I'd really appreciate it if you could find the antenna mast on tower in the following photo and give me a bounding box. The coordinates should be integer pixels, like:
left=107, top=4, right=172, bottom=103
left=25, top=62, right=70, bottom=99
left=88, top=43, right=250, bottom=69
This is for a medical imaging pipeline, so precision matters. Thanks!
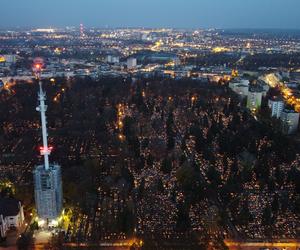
left=33, top=58, right=52, bottom=170
left=80, top=23, right=85, bottom=38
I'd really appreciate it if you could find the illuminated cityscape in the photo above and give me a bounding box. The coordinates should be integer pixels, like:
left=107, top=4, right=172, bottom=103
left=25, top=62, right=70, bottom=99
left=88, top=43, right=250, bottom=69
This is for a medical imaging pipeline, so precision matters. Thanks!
left=1, top=1, right=300, bottom=250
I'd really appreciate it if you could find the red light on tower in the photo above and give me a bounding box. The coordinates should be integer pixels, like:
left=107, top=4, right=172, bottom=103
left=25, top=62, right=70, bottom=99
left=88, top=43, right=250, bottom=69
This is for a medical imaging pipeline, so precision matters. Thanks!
left=35, top=63, right=41, bottom=70
left=33, top=57, right=45, bottom=74
left=33, top=63, right=42, bottom=73
left=39, top=146, right=53, bottom=155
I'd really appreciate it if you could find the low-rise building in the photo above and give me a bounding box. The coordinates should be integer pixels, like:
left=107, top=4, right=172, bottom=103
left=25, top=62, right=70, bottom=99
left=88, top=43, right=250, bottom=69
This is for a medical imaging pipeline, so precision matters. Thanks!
left=106, top=55, right=120, bottom=64
left=0, top=198, right=24, bottom=239
left=0, top=55, right=17, bottom=66
left=127, top=57, right=137, bottom=69
left=229, top=78, right=249, bottom=97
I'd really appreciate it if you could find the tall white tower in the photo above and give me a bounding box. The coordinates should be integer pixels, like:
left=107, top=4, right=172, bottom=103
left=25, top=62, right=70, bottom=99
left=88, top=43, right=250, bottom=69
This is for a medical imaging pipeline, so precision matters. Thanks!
left=33, top=60, right=63, bottom=223
left=36, top=80, right=51, bottom=170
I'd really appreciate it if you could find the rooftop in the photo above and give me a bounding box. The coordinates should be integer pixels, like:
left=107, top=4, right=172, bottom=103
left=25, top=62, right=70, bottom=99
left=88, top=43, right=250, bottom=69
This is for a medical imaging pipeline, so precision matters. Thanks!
left=0, top=197, right=20, bottom=217
left=269, top=95, right=284, bottom=102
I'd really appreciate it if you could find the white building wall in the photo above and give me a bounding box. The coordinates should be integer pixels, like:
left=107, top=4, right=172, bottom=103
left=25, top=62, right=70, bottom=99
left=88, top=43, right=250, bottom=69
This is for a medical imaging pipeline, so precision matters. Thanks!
left=247, top=91, right=262, bottom=111
left=127, top=58, right=137, bottom=69
left=229, top=79, right=250, bottom=97
left=234, top=85, right=249, bottom=97
left=0, top=214, right=7, bottom=238
left=268, top=99, right=284, bottom=119
left=0, top=203, right=24, bottom=238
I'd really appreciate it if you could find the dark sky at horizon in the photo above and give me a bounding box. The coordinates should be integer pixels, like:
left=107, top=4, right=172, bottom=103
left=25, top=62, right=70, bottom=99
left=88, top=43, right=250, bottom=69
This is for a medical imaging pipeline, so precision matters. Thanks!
left=1, top=0, right=300, bottom=29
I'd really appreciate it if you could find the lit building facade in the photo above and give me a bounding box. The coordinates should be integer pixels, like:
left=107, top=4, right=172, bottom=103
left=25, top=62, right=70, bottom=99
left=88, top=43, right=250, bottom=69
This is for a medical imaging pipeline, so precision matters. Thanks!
left=247, top=85, right=263, bottom=111
left=34, top=164, right=62, bottom=220
left=280, top=109, right=300, bottom=135
left=127, top=57, right=137, bottom=69
left=268, top=97, right=284, bottom=119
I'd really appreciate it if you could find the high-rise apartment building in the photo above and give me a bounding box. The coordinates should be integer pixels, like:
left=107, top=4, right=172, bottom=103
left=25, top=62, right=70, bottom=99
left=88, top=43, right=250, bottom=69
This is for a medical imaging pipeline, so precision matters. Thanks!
left=268, top=97, right=284, bottom=119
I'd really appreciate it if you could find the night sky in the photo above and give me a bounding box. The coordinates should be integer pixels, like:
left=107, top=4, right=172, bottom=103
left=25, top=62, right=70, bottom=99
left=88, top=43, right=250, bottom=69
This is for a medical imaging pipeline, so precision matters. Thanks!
left=1, top=0, right=299, bottom=29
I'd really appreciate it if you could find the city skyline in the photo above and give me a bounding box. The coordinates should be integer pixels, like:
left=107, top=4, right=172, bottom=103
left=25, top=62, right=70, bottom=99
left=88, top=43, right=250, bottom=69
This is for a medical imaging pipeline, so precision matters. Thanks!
left=1, top=1, right=300, bottom=248
left=1, top=0, right=300, bottom=29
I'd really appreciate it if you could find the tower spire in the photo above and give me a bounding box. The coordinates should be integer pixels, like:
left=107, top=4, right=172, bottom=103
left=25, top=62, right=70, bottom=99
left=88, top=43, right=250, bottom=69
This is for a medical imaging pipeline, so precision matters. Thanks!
left=36, top=80, right=51, bottom=170
left=33, top=59, right=52, bottom=170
